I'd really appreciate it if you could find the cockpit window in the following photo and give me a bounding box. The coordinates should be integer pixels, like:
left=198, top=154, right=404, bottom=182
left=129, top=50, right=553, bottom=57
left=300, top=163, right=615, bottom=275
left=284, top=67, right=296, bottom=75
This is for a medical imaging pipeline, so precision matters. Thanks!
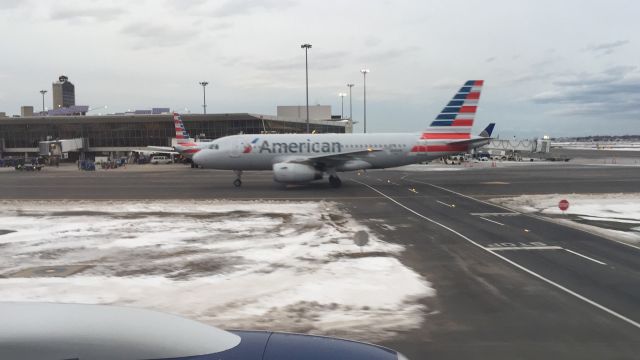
left=209, top=143, right=219, bottom=150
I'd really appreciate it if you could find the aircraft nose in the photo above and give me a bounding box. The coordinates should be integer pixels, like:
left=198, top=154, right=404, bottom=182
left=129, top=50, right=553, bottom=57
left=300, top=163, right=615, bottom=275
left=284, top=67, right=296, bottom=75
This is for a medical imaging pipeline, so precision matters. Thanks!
left=192, top=151, right=204, bottom=166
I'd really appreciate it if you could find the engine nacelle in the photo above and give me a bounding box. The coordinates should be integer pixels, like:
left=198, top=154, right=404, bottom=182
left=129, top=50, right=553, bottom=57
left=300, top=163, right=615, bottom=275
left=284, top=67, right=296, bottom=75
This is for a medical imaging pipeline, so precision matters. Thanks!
left=273, top=162, right=322, bottom=183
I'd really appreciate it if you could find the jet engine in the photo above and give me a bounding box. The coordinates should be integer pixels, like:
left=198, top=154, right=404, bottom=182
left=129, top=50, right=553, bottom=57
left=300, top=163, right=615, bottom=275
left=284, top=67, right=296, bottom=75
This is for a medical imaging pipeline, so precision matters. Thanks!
left=273, top=162, right=322, bottom=183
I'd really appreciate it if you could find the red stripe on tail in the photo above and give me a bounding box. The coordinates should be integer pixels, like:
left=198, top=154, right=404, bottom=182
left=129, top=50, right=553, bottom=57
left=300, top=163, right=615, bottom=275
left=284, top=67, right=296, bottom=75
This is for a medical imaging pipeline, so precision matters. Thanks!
left=421, top=133, right=471, bottom=140
left=452, top=119, right=473, bottom=126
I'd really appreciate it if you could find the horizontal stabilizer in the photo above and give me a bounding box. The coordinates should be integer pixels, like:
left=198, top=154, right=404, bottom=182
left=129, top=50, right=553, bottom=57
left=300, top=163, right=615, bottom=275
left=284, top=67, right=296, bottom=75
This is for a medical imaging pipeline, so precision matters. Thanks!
left=448, top=123, right=496, bottom=149
left=447, top=137, right=491, bottom=148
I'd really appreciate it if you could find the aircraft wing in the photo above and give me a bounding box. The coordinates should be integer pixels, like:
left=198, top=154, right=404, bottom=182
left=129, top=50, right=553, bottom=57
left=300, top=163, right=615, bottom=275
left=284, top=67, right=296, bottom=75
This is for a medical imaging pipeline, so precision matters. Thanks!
left=286, top=148, right=383, bottom=168
left=145, top=146, right=176, bottom=152
left=446, top=137, right=491, bottom=148
left=132, top=147, right=179, bottom=155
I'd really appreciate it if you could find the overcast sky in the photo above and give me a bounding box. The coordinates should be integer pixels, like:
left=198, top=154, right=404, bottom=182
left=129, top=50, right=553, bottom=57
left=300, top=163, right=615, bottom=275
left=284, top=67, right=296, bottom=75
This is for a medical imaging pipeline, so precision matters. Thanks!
left=1, top=0, right=639, bottom=137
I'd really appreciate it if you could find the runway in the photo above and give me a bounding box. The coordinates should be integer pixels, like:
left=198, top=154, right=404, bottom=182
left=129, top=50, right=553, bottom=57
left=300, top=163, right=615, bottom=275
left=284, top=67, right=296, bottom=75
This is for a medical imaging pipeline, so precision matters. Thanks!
left=1, top=163, right=639, bottom=359
left=346, top=170, right=640, bottom=359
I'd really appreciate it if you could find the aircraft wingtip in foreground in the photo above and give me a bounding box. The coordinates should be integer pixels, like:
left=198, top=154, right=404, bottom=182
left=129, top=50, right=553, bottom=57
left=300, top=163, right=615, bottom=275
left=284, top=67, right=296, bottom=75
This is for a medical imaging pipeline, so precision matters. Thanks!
left=193, top=80, right=494, bottom=187
left=0, top=302, right=407, bottom=359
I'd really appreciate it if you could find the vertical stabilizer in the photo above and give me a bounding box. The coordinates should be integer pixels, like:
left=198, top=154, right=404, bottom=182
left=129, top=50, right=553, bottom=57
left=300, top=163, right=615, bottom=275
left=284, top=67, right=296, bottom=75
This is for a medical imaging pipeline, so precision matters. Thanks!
left=173, top=113, right=190, bottom=143
left=425, top=80, right=484, bottom=137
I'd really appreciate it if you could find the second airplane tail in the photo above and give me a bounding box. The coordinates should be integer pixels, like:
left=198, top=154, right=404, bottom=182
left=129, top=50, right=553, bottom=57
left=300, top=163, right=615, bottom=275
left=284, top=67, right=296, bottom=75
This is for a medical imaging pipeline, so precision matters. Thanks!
left=173, top=113, right=190, bottom=143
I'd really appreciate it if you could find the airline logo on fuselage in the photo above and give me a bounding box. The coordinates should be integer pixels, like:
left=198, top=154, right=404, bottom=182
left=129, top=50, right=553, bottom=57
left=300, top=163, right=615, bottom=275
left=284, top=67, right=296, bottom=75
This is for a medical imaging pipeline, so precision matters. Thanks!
left=243, top=138, right=260, bottom=153
left=256, top=140, right=342, bottom=154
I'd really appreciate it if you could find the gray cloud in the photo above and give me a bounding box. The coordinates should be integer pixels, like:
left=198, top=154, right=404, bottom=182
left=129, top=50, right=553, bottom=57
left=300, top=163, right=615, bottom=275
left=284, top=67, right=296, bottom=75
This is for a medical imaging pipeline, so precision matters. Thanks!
left=0, top=0, right=22, bottom=9
left=49, top=6, right=126, bottom=22
left=552, top=65, right=636, bottom=86
left=358, top=46, right=420, bottom=63
left=165, top=0, right=207, bottom=9
left=121, top=23, right=198, bottom=48
left=212, top=0, right=297, bottom=17
left=584, top=40, right=629, bottom=55
left=253, top=51, right=349, bottom=72
left=532, top=67, right=640, bottom=117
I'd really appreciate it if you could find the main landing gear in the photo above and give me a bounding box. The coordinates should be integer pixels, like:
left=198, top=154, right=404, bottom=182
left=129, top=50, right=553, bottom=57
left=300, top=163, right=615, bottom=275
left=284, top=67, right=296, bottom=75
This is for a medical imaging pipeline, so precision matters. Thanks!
left=329, top=175, right=342, bottom=188
left=233, top=170, right=243, bottom=187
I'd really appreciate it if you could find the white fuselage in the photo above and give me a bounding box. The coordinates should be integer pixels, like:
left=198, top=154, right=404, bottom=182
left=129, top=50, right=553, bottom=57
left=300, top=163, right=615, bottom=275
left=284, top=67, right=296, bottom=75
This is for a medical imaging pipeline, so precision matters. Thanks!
left=193, top=132, right=462, bottom=172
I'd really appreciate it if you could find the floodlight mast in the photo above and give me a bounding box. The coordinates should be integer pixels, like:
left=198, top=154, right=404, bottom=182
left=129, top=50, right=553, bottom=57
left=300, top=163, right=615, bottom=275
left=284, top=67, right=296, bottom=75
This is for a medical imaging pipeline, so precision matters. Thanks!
left=346, top=84, right=354, bottom=121
left=39, top=90, right=47, bottom=114
left=338, top=92, right=347, bottom=119
left=199, top=81, right=209, bottom=114
left=360, top=69, right=370, bottom=133
left=301, top=43, right=312, bottom=133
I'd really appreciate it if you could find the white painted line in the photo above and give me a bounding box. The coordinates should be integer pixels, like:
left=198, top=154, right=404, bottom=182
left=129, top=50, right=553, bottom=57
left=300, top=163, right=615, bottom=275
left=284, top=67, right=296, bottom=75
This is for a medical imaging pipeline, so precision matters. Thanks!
left=411, top=178, right=640, bottom=252
left=351, top=179, right=640, bottom=330
left=479, top=217, right=505, bottom=226
left=470, top=212, right=520, bottom=217
left=565, top=249, right=607, bottom=265
left=486, top=246, right=563, bottom=251
left=408, top=179, right=519, bottom=214
left=436, top=200, right=454, bottom=208
left=527, top=213, right=640, bottom=252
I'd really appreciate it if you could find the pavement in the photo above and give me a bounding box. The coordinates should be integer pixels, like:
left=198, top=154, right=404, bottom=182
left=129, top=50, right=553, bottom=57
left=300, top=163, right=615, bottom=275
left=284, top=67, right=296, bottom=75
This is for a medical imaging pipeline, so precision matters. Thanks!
left=1, top=162, right=639, bottom=359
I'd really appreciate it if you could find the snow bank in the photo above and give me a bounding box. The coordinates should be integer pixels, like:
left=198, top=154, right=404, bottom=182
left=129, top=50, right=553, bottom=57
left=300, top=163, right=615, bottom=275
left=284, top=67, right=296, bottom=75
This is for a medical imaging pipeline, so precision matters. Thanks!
left=490, top=193, right=640, bottom=243
left=0, top=200, right=433, bottom=341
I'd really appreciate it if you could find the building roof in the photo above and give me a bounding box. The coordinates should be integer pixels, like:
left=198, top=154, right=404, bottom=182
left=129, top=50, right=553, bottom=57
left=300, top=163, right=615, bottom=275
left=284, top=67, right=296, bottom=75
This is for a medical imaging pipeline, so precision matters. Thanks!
left=0, top=113, right=345, bottom=127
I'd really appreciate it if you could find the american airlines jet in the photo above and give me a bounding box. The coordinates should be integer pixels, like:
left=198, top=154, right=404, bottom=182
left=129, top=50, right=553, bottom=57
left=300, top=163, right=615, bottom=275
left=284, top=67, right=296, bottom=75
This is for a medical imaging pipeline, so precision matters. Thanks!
left=146, top=113, right=203, bottom=160
left=172, top=113, right=203, bottom=158
left=193, top=80, right=493, bottom=187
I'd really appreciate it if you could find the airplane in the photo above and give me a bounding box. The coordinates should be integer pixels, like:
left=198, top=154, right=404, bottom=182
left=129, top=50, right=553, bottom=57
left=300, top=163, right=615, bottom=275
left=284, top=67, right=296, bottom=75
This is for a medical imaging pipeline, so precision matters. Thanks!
left=1, top=302, right=407, bottom=360
left=144, top=113, right=205, bottom=163
left=172, top=112, right=205, bottom=158
left=192, top=80, right=494, bottom=188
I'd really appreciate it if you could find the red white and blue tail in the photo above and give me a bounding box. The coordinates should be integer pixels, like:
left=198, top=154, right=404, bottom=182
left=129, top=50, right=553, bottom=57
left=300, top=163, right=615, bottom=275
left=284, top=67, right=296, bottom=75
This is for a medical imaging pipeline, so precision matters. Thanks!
left=412, top=81, right=484, bottom=154
left=173, top=113, right=190, bottom=143
left=424, top=80, right=483, bottom=137
left=172, top=113, right=200, bottom=158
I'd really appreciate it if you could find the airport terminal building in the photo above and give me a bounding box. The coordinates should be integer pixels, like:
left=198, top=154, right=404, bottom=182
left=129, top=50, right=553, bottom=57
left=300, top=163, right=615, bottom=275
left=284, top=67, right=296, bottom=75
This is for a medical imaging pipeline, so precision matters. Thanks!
left=0, top=113, right=349, bottom=160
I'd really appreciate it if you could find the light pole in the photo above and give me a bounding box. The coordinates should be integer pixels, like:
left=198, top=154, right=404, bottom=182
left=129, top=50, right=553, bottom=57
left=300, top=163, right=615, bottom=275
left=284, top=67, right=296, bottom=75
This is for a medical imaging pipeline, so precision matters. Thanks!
left=199, top=81, right=209, bottom=114
left=347, top=84, right=354, bottom=121
left=338, top=93, right=347, bottom=119
left=39, top=90, right=47, bottom=115
left=301, top=43, right=312, bottom=133
left=360, top=69, right=370, bottom=133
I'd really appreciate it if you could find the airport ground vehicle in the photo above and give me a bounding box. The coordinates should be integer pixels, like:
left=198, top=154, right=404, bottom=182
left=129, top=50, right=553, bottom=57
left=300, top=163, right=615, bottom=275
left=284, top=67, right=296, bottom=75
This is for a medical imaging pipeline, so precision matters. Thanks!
left=150, top=155, right=172, bottom=165
left=15, top=163, right=43, bottom=171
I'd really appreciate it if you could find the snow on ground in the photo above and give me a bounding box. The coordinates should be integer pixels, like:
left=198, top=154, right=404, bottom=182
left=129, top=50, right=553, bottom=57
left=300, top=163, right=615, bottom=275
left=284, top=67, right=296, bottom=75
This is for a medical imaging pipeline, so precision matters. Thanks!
left=490, top=193, right=640, bottom=243
left=0, top=200, right=433, bottom=341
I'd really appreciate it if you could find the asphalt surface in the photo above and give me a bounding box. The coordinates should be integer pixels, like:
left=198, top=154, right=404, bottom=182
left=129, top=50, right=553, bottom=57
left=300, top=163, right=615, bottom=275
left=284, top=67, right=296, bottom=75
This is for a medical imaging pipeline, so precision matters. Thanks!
left=1, top=162, right=639, bottom=359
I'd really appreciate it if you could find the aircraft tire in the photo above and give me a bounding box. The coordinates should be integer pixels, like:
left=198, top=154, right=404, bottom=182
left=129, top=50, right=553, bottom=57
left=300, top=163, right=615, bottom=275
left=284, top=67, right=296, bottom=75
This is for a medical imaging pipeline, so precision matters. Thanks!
left=233, top=179, right=242, bottom=187
left=329, top=175, right=342, bottom=188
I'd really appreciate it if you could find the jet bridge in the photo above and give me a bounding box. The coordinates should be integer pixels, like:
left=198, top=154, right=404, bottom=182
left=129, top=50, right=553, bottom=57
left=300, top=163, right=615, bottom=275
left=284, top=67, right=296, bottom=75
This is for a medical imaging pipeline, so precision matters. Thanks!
left=39, top=138, right=86, bottom=158
left=481, top=138, right=551, bottom=154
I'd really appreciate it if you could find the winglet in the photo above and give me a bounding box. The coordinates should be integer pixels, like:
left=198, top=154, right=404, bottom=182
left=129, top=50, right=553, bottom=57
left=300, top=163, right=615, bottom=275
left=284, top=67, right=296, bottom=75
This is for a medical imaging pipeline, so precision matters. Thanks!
left=479, top=123, right=495, bottom=138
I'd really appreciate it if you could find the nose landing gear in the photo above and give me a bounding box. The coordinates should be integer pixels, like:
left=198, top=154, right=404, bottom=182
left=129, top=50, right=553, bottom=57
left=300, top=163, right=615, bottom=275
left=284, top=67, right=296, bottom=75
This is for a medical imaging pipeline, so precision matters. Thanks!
left=233, top=170, right=243, bottom=187
left=329, top=175, right=342, bottom=188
